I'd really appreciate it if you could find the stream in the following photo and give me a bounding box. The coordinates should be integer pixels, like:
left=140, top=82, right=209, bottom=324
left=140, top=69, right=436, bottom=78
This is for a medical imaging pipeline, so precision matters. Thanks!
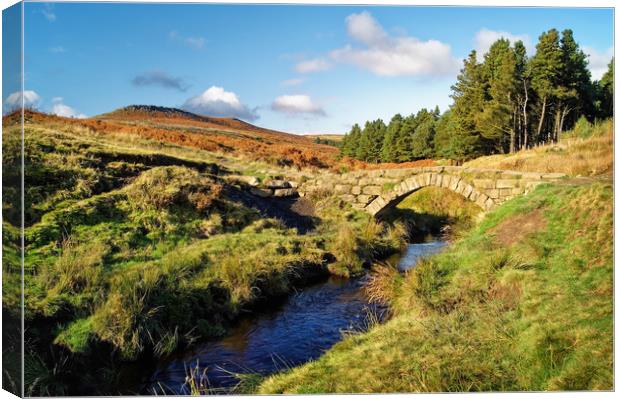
left=142, top=238, right=446, bottom=395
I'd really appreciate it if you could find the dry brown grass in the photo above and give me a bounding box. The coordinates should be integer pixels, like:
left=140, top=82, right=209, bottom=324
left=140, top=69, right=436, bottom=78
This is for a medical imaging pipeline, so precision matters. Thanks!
left=489, top=209, right=547, bottom=247
left=10, top=110, right=340, bottom=170
left=364, top=264, right=400, bottom=305
left=464, top=120, right=613, bottom=177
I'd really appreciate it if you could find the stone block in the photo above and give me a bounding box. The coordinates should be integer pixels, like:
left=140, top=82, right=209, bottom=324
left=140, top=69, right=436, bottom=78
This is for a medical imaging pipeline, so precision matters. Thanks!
left=334, top=184, right=351, bottom=194
left=421, top=173, right=432, bottom=186
left=472, top=179, right=496, bottom=189
left=339, top=194, right=356, bottom=202
left=405, top=177, right=421, bottom=191
left=520, top=172, right=543, bottom=180
left=484, top=198, right=495, bottom=210
left=496, top=179, right=519, bottom=189
left=498, top=188, right=513, bottom=197
left=449, top=176, right=461, bottom=191
left=397, top=181, right=409, bottom=194
left=500, top=171, right=522, bottom=178
left=384, top=169, right=410, bottom=178
left=273, top=188, right=297, bottom=197
left=435, top=174, right=444, bottom=187
left=265, top=179, right=291, bottom=189
left=486, top=189, right=500, bottom=199
left=234, top=175, right=260, bottom=186
left=362, top=185, right=382, bottom=195
left=250, top=187, right=273, bottom=197
left=441, top=175, right=452, bottom=188
left=462, top=184, right=474, bottom=198
left=429, top=174, right=437, bottom=185
left=542, top=173, right=566, bottom=179
left=351, top=185, right=362, bottom=195
left=375, top=196, right=388, bottom=207
left=476, top=193, right=489, bottom=208
left=357, top=194, right=378, bottom=204
left=455, top=180, right=466, bottom=194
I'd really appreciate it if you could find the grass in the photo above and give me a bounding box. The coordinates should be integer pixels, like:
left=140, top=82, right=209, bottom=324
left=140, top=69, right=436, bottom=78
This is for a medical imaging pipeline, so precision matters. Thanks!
left=3, top=111, right=612, bottom=394
left=2, top=116, right=406, bottom=395
left=381, top=186, right=483, bottom=239
left=258, top=181, right=613, bottom=393
left=464, top=118, right=613, bottom=177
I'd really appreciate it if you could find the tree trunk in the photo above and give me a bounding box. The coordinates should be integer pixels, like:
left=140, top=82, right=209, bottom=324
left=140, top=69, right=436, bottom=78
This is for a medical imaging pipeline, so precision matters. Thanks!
left=510, top=107, right=517, bottom=153
left=522, top=80, right=529, bottom=149
left=558, top=106, right=570, bottom=140
left=535, top=95, right=546, bottom=145
left=553, top=106, right=562, bottom=143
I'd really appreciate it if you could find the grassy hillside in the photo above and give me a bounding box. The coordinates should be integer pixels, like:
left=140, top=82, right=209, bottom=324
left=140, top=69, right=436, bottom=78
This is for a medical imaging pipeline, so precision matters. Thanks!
left=258, top=180, right=613, bottom=392
left=14, top=107, right=341, bottom=169
left=464, top=118, right=613, bottom=177
left=2, top=109, right=613, bottom=394
left=2, top=112, right=406, bottom=395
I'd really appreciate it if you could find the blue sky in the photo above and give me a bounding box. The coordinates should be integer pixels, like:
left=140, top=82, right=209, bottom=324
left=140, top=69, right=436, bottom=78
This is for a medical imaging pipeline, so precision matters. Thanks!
left=4, top=2, right=614, bottom=134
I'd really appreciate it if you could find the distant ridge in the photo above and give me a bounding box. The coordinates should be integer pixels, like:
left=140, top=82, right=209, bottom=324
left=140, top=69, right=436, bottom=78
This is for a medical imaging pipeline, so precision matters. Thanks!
left=98, top=105, right=286, bottom=136
left=102, top=105, right=208, bottom=121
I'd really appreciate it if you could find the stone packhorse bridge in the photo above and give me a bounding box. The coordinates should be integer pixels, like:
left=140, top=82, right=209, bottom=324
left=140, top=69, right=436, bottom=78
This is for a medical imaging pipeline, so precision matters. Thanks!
left=297, top=166, right=565, bottom=216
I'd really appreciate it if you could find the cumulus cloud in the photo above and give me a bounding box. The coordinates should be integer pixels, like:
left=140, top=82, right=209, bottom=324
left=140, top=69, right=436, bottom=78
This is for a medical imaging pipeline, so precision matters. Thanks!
left=345, top=11, right=388, bottom=46
left=295, top=58, right=331, bottom=74
left=271, top=94, right=325, bottom=116
left=328, top=11, right=459, bottom=77
left=169, top=31, right=205, bottom=49
left=51, top=97, right=87, bottom=118
left=182, top=86, right=258, bottom=121
left=132, top=70, right=189, bottom=92
left=281, top=78, right=305, bottom=86
left=3, top=90, right=41, bottom=113
left=474, top=28, right=533, bottom=56
left=582, top=46, right=613, bottom=81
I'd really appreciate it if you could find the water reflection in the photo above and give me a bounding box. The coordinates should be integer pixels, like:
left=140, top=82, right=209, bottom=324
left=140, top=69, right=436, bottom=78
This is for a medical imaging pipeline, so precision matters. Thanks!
left=146, top=240, right=445, bottom=395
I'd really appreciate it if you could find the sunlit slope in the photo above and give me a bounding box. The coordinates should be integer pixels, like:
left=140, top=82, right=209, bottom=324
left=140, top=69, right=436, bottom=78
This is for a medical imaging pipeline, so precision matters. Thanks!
left=464, top=119, right=613, bottom=177
left=258, top=181, right=613, bottom=392
left=10, top=106, right=340, bottom=169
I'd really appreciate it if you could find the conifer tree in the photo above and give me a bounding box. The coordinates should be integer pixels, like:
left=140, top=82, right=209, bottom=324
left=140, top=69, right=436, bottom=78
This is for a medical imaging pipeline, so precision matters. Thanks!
left=381, top=114, right=403, bottom=162
left=341, top=123, right=361, bottom=158
left=449, top=50, right=487, bottom=158
left=529, top=29, right=563, bottom=143
left=478, top=39, right=519, bottom=153
left=598, top=58, right=614, bottom=118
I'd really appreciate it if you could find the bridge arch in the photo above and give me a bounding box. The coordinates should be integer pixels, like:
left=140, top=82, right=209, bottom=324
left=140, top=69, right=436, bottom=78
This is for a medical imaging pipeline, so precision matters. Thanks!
left=297, top=166, right=566, bottom=216
left=365, top=172, right=491, bottom=217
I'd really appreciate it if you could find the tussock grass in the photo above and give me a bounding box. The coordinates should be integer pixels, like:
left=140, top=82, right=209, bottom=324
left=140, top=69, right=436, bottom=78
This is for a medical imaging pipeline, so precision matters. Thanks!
left=258, top=182, right=613, bottom=393
left=464, top=118, right=612, bottom=177
left=4, top=120, right=406, bottom=394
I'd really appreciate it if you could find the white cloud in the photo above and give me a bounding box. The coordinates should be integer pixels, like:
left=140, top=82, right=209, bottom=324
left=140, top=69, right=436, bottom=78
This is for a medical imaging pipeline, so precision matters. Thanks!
left=295, top=58, right=331, bottom=74
left=169, top=31, right=205, bottom=49
left=281, top=78, right=305, bottom=87
left=271, top=94, right=325, bottom=116
left=583, top=46, right=613, bottom=81
left=345, top=11, right=388, bottom=47
left=51, top=97, right=87, bottom=118
left=329, top=11, right=459, bottom=77
left=3, top=90, right=41, bottom=113
left=474, top=28, right=533, bottom=56
left=41, top=4, right=56, bottom=22
left=182, top=86, right=258, bottom=121
left=49, top=46, right=66, bottom=53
